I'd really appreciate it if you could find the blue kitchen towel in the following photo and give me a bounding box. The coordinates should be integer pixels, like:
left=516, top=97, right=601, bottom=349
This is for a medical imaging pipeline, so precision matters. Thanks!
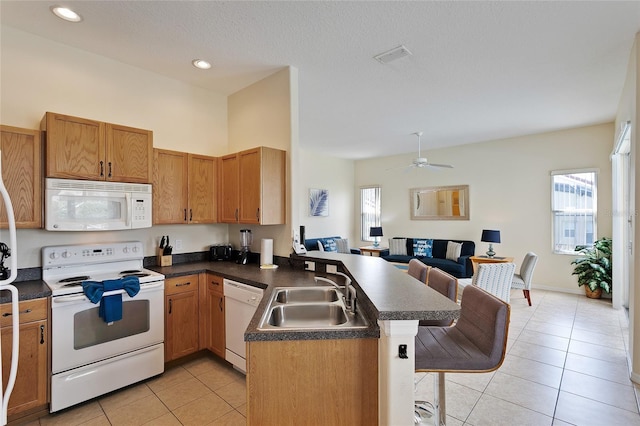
left=82, top=277, right=140, bottom=323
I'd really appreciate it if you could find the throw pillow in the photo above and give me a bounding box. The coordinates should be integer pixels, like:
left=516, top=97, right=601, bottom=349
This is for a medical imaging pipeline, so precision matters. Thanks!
left=413, top=239, right=433, bottom=258
left=446, top=241, right=462, bottom=261
left=389, top=238, right=407, bottom=255
left=320, top=238, right=337, bottom=252
left=335, top=238, right=350, bottom=254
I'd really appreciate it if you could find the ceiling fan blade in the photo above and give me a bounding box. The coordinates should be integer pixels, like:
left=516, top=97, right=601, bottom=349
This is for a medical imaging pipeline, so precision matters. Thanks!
left=426, top=163, right=454, bottom=169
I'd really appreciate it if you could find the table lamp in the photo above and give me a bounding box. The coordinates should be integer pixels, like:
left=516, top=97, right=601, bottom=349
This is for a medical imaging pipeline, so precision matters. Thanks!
left=370, top=227, right=383, bottom=248
left=481, top=229, right=501, bottom=258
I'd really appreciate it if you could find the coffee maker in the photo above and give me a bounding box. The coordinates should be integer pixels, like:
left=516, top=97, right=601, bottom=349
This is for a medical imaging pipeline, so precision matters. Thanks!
left=238, top=229, right=252, bottom=264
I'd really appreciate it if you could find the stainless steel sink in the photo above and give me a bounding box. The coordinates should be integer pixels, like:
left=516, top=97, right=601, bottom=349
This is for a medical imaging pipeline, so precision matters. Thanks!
left=256, top=286, right=369, bottom=330
left=267, top=304, right=348, bottom=327
left=274, top=287, right=340, bottom=303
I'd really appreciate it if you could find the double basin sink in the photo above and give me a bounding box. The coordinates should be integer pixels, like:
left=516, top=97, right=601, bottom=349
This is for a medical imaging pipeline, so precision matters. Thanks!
left=256, top=286, right=369, bottom=330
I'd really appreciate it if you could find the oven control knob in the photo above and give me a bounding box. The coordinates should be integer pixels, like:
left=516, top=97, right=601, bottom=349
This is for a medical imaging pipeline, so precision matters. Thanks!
left=49, top=252, right=59, bottom=260
left=123, top=247, right=129, bottom=254
left=61, top=251, right=70, bottom=259
left=132, top=246, right=139, bottom=253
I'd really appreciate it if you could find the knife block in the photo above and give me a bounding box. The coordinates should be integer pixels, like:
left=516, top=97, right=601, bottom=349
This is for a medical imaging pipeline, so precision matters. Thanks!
left=157, top=248, right=172, bottom=267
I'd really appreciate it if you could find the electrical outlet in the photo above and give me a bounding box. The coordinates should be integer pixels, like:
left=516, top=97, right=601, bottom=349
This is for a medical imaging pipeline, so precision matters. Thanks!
left=326, top=265, right=337, bottom=274
left=175, top=239, right=183, bottom=250
left=305, top=261, right=315, bottom=271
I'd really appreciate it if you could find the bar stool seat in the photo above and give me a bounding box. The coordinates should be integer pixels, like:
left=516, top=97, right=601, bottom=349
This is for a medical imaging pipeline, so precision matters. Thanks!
left=415, top=285, right=510, bottom=425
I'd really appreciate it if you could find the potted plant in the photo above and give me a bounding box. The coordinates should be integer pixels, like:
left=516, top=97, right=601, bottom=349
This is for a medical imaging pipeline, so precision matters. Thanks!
left=571, top=237, right=612, bottom=299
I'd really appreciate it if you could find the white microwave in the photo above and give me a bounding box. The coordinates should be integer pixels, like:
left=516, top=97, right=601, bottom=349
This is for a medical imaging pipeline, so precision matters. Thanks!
left=45, top=178, right=152, bottom=231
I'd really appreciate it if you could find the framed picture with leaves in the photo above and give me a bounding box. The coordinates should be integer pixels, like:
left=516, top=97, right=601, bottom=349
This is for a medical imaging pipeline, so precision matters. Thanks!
left=309, top=188, right=329, bottom=217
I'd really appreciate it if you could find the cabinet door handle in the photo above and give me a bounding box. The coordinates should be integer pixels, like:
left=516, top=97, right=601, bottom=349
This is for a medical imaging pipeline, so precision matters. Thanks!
left=175, top=282, right=191, bottom=287
left=211, top=280, right=219, bottom=287
left=40, top=325, right=45, bottom=344
left=2, top=308, right=32, bottom=317
left=99, top=161, right=104, bottom=177
left=219, top=298, right=223, bottom=312
left=169, top=299, right=172, bottom=314
left=108, top=162, right=112, bottom=178
left=189, top=209, right=193, bottom=221
left=235, top=208, right=238, bottom=222
left=184, top=209, right=187, bottom=221
left=256, top=208, right=260, bottom=221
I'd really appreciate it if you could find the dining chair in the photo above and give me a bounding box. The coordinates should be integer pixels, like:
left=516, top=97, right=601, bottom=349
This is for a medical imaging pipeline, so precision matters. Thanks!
left=511, top=252, right=538, bottom=306
left=471, top=262, right=516, bottom=303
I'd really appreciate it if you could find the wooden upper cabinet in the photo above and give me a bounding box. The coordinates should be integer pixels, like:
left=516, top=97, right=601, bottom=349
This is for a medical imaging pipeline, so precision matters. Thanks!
left=153, top=149, right=217, bottom=225
left=188, top=154, right=217, bottom=223
left=238, top=148, right=261, bottom=223
left=41, top=112, right=152, bottom=183
left=219, top=153, right=240, bottom=223
left=106, top=124, right=153, bottom=183
left=153, top=149, right=188, bottom=224
left=219, top=146, right=286, bottom=225
left=0, top=125, right=42, bottom=228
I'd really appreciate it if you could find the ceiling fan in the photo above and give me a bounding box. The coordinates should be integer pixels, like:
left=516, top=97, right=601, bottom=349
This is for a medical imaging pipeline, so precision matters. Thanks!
left=404, top=131, right=453, bottom=170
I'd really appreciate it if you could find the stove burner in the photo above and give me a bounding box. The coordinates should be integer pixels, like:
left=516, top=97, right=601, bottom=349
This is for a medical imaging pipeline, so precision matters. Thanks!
left=58, top=275, right=91, bottom=284
left=120, top=270, right=142, bottom=274
left=122, top=273, right=150, bottom=278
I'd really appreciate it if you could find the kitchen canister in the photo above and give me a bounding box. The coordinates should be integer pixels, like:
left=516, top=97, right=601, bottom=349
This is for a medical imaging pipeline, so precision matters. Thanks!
left=260, top=238, right=277, bottom=269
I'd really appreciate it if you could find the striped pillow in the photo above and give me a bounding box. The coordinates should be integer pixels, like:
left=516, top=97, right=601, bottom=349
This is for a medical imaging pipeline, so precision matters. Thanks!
left=389, top=238, right=407, bottom=255
left=446, top=241, right=462, bottom=261
left=335, top=238, right=350, bottom=254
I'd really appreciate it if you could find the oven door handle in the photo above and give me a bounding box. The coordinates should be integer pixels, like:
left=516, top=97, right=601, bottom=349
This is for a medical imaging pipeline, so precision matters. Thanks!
left=53, top=294, right=90, bottom=304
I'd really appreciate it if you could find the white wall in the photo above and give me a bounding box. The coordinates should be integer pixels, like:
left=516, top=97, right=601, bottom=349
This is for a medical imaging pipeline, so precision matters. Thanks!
left=0, top=27, right=231, bottom=266
left=227, top=68, right=296, bottom=257
left=615, top=33, right=639, bottom=382
left=355, top=123, right=614, bottom=292
left=297, top=149, right=355, bottom=244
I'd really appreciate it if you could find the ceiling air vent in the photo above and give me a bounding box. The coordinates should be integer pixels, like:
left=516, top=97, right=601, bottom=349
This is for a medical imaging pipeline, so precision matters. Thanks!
left=373, top=45, right=412, bottom=64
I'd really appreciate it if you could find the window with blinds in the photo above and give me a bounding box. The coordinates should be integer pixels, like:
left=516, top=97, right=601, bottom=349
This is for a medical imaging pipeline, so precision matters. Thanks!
left=360, top=186, right=381, bottom=242
left=551, top=169, right=597, bottom=254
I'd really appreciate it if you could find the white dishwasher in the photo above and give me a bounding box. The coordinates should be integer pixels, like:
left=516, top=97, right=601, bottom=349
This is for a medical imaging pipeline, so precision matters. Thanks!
left=223, top=279, right=264, bottom=373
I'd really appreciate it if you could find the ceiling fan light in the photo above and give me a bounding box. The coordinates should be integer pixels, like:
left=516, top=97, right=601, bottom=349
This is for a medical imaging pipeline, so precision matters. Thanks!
left=51, top=6, right=83, bottom=22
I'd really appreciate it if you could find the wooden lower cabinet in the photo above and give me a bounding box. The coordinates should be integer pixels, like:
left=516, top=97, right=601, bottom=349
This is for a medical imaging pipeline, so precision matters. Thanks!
left=165, top=275, right=199, bottom=361
left=0, top=298, right=49, bottom=418
left=246, top=338, right=378, bottom=425
left=200, top=273, right=225, bottom=358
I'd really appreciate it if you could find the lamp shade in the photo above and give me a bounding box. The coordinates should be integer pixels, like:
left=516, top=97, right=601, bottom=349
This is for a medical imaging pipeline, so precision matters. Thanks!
left=481, top=229, right=501, bottom=243
left=369, top=227, right=383, bottom=237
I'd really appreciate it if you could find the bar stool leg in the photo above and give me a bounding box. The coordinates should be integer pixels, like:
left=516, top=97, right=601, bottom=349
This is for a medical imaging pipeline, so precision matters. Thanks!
left=434, top=372, right=446, bottom=426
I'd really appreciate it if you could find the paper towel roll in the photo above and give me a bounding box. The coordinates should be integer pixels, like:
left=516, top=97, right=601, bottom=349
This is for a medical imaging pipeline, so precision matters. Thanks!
left=260, top=239, right=274, bottom=266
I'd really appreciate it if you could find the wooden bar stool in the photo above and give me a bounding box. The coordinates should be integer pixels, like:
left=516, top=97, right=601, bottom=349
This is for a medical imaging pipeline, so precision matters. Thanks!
left=415, top=285, right=510, bottom=425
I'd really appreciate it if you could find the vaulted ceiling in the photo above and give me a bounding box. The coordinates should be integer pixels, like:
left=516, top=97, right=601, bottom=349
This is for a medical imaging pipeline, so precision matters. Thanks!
left=2, top=1, right=639, bottom=159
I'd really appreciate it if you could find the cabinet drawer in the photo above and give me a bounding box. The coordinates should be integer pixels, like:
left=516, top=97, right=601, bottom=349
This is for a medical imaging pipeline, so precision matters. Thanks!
left=207, top=274, right=224, bottom=296
left=165, top=275, right=198, bottom=296
left=0, top=298, right=48, bottom=327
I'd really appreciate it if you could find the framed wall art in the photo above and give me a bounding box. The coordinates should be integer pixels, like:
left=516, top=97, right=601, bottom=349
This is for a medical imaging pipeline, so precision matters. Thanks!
left=309, top=188, right=329, bottom=217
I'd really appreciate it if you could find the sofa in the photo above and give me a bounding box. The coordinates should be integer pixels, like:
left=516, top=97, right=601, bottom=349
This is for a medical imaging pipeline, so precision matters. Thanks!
left=381, top=238, right=475, bottom=278
left=304, top=236, right=360, bottom=254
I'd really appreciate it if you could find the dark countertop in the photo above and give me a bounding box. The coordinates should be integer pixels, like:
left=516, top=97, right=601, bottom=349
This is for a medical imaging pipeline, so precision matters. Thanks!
left=149, top=254, right=460, bottom=343
left=0, top=280, right=51, bottom=304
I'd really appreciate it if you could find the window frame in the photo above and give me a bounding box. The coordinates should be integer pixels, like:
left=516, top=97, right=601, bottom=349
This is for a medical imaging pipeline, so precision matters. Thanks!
left=551, top=168, right=598, bottom=255
left=360, top=186, right=381, bottom=243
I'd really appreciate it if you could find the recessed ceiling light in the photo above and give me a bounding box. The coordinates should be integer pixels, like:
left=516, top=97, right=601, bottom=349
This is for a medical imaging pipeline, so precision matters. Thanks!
left=192, top=59, right=212, bottom=70
left=373, top=45, right=412, bottom=64
left=51, top=5, right=83, bottom=23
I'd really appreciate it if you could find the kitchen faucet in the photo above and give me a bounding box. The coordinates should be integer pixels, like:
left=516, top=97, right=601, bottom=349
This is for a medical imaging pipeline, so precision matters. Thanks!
left=314, top=272, right=357, bottom=314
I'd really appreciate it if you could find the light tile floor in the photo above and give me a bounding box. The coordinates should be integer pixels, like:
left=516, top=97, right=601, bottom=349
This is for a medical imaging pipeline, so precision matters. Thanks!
left=22, top=289, right=640, bottom=426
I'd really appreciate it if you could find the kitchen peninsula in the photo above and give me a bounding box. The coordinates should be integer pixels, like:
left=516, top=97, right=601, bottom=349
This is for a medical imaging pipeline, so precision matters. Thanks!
left=153, top=251, right=460, bottom=425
